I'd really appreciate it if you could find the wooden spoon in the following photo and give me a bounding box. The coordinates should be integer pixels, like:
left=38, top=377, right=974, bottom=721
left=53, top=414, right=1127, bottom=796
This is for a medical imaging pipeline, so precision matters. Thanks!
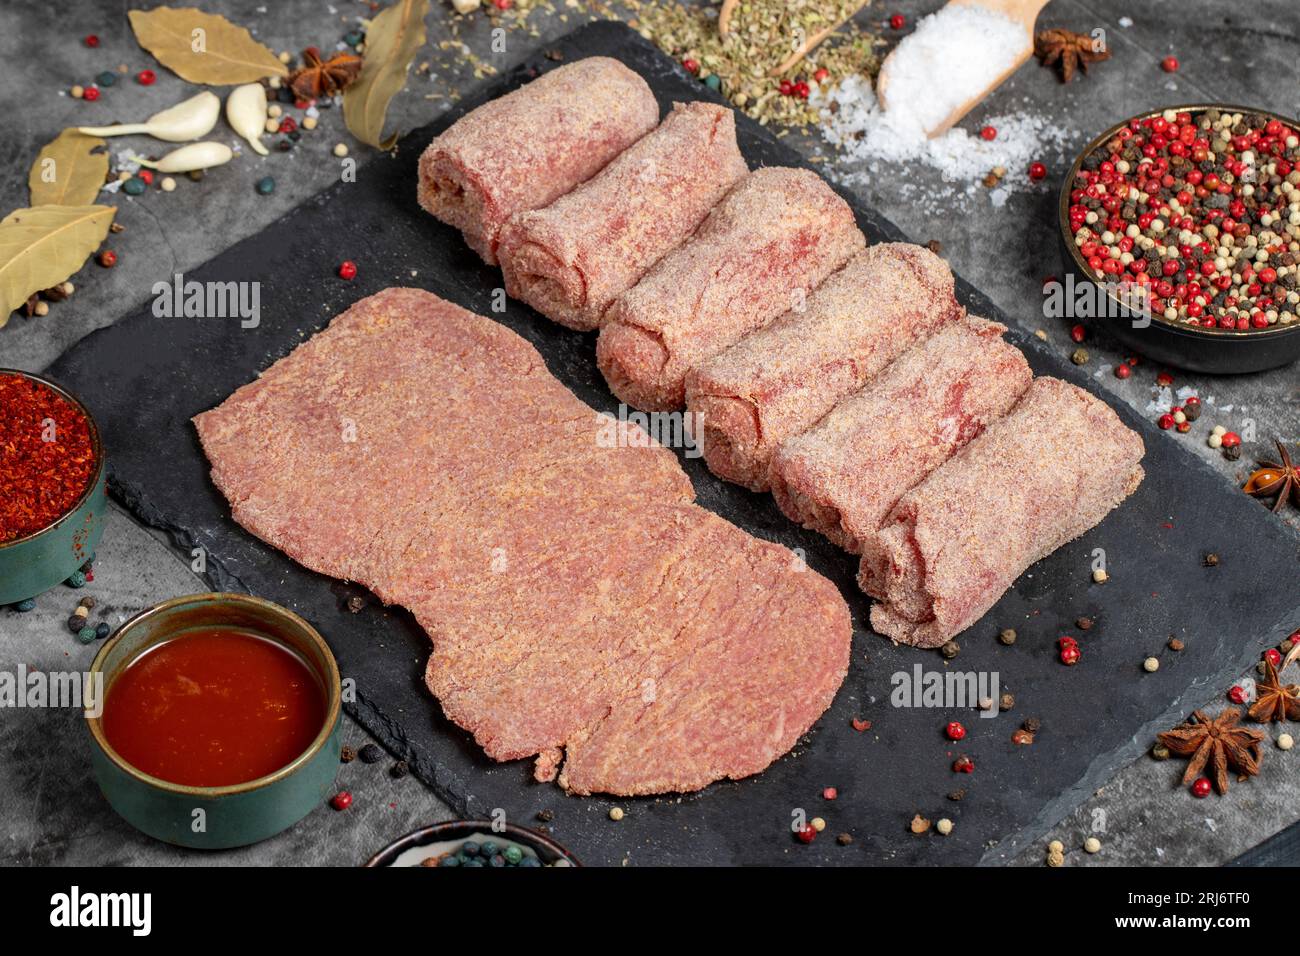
left=719, top=0, right=869, bottom=77
left=876, top=0, right=1050, bottom=138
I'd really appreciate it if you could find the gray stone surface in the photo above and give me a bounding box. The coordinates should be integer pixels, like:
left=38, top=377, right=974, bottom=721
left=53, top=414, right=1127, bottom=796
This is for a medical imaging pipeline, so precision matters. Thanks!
left=1, top=0, right=1298, bottom=866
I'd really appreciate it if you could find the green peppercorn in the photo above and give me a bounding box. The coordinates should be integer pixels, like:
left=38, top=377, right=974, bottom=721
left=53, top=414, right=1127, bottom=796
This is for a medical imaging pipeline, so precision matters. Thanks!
left=77, top=626, right=97, bottom=644
left=122, top=177, right=147, bottom=196
left=255, top=176, right=276, bottom=195
left=503, top=844, right=523, bottom=865
left=96, top=71, right=117, bottom=87
left=66, top=570, right=87, bottom=588
left=704, top=73, right=721, bottom=91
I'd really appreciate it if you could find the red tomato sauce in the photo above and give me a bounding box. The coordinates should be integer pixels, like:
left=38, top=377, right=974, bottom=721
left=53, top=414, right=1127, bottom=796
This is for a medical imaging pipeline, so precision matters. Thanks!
left=103, top=628, right=327, bottom=787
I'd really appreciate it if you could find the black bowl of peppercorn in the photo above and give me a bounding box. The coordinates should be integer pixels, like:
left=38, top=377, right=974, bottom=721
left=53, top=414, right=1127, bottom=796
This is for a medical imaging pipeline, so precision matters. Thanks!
left=1058, top=103, right=1300, bottom=374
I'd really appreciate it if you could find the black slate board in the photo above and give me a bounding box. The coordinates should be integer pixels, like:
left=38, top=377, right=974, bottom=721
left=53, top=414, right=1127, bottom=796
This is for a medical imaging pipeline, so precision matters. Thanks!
left=49, top=22, right=1300, bottom=866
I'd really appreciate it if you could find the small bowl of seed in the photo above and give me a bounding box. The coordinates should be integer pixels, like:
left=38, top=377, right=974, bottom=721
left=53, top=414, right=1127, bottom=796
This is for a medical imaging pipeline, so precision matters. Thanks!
left=364, top=820, right=581, bottom=868
left=1058, top=103, right=1300, bottom=374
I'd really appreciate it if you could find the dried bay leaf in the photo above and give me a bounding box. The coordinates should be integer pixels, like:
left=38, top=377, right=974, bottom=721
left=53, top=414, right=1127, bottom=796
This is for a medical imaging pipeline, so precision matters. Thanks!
left=128, top=7, right=287, bottom=85
left=343, top=0, right=429, bottom=149
left=0, top=206, right=115, bottom=327
left=28, top=130, right=109, bottom=207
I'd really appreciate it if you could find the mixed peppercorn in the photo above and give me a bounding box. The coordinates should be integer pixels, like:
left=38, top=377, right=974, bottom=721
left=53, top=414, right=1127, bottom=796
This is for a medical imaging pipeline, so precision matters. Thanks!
left=1069, top=108, right=1300, bottom=331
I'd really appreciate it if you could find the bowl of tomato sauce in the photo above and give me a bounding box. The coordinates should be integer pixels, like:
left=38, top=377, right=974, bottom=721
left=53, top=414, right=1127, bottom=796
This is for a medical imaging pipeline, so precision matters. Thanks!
left=86, top=592, right=342, bottom=849
left=0, top=369, right=108, bottom=605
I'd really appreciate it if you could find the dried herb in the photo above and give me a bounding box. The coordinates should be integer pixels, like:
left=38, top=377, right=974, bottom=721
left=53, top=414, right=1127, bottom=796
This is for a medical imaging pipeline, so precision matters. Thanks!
left=1157, top=708, right=1265, bottom=794
left=1249, top=648, right=1300, bottom=723
left=1243, top=440, right=1300, bottom=513
left=289, top=47, right=364, bottom=99
left=127, top=7, right=286, bottom=85
left=1034, top=28, right=1110, bottom=83
left=343, top=0, right=430, bottom=149
left=28, top=130, right=108, bottom=207
left=0, top=205, right=115, bottom=326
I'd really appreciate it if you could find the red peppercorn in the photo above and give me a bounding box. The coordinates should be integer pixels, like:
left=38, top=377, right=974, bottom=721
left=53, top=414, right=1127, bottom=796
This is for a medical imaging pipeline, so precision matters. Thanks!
left=1228, top=685, right=1248, bottom=705
left=953, top=756, right=975, bottom=773
left=945, top=721, right=966, bottom=741
left=1114, top=363, right=1131, bottom=380
left=682, top=58, right=699, bottom=75
left=83, top=85, right=101, bottom=102
left=794, top=81, right=810, bottom=100
left=1157, top=413, right=1175, bottom=430
left=279, top=116, right=297, bottom=134
left=779, top=80, right=793, bottom=96
left=1191, top=777, right=1212, bottom=798
left=1070, top=324, right=1086, bottom=343
left=889, top=13, right=905, bottom=29
left=1028, top=162, right=1047, bottom=181
left=1265, top=648, right=1282, bottom=667
left=1161, top=55, right=1179, bottom=73
left=96, top=249, right=117, bottom=268
left=84, top=34, right=100, bottom=48
left=1058, top=636, right=1078, bottom=649
left=795, top=823, right=816, bottom=844
left=137, top=169, right=154, bottom=186
left=980, top=125, right=997, bottom=141
left=813, top=67, right=829, bottom=84
left=1060, top=644, right=1081, bottom=666
left=822, top=786, right=838, bottom=800
left=136, top=69, right=156, bottom=86
left=330, top=791, right=353, bottom=811
left=492, top=0, right=512, bottom=8
left=1220, top=431, right=1241, bottom=449
left=337, top=260, right=357, bottom=280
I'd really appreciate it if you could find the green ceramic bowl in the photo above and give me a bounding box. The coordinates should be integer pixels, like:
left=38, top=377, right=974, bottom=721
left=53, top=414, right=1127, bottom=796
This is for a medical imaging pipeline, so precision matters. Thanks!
left=86, top=593, right=342, bottom=850
left=0, top=369, right=107, bottom=605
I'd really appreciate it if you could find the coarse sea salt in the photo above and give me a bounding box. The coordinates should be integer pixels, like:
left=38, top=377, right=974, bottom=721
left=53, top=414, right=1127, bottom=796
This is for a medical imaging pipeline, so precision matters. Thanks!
left=878, top=4, right=1027, bottom=138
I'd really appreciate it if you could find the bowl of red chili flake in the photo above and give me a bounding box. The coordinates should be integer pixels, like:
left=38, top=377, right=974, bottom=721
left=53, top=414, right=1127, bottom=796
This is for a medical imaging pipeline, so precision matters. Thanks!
left=1060, top=104, right=1300, bottom=374
left=0, top=370, right=107, bottom=605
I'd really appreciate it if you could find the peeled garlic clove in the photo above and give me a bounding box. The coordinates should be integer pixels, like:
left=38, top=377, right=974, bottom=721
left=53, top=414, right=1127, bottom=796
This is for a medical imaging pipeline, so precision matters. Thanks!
left=226, top=83, right=269, bottom=156
left=78, top=92, right=221, bottom=143
left=135, top=142, right=233, bottom=173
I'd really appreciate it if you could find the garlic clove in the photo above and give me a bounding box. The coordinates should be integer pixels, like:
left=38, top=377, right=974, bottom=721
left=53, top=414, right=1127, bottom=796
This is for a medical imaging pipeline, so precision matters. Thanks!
left=226, top=83, right=269, bottom=156
left=135, top=141, right=234, bottom=173
left=79, top=92, right=221, bottom=143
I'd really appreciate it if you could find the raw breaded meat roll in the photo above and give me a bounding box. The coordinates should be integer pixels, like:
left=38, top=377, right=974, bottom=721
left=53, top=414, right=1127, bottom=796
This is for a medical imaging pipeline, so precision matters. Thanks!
left=685, top=243, right=963, bottom=490
left=416, top=58, right=659, bottom=264
left=860, top=376, right=1145, bottom=648
left=596, top=167, right=866, bottom=411
left=498, top=102, right=748, bottom=331
left=769, top=316, right=1031, bottom=553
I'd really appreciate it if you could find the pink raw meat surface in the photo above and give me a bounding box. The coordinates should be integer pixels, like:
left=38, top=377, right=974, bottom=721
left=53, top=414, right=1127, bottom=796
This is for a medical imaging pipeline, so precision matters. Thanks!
left=194, top=288, right=851, bottom=796
left=859, top=376, right=1146, bottom=648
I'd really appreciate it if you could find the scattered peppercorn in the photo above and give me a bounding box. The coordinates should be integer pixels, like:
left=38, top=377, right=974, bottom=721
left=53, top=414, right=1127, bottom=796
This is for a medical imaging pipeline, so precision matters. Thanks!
left=255, top=176, right=276, bottom=195
left=84, top=34, right=100, bottom=47
left=96, top=71, right=117, bottom=87
left=122, top=177, right=146, bottom=196
left=330, top=791, right=353, bottom=810
left=1191, top=777, right=1212, bottom=798
left=14, top=598, right=36, bottom=612
left=77, top=626, right=96, bottom=644
left=795, top=823, right=816, bottom=843
left=1168, top=637, right=1185, bottom=651
left=1143, top=656, right=1160, bottom=673
left=66, top=570, right=87, bottom=588
left=908, top=814, right=930, bottom=835
left=948, top=788, right=967, bottom=801
left=953, top=755, right=975, bottom=773
left=1114, top=363, right=1132, bottom=379
left=1151, top=743, right=1171, bottom=760
left=1076, top=616, right=1094, bottom=630
left=822, top=786, right=838, bottom=800
left=95, top=622, right=109, bottom=640
left=340, top=745, right=356, bottom=763
left=338, top=260, right=358, bottom=280
left=536, top=808, right=554, bottom=822
left=999, top=692, right=1015, bottom=711
left=980, top=125, right=997, bottom=141
left=83, top=86, right=100, bottom=102
left=346, top=595, right=364, bottom=613
left=136, top=69, right=156, bottom=86
left=1228, top=684, right=1248, bottom=705
left=358, top=742, right=382, bottom=764
left=1084, top=836, right=1101, bottom=854
left=1203, top=552, right=1219, bottom=567
left=608, top=806, right=624, bottom=821
left=998, top=628, right=1017, bottom=646
left=945, top=721, right=966, bottom=741
left=390, top=760, right=409, bottom=778
left=96, top=250, right=116, bottom=268
left=940, top=640, right=960, bottom=659
left=1028, top=161, right=1048, bottom=181
left=836, top=832, right=854, bottom=846
left=889, top=13, right=906, bottom=30
left=1160, top=55, right=1179, bottom=73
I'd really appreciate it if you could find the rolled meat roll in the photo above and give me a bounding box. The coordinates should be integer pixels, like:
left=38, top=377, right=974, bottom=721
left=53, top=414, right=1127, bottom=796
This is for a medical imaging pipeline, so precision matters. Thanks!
left=860, top=376, right=1145, bottom=648
left=769, top=316, right=1031, bottom=553
left=416, top=57, right=659, bottom=265
left=596, top=167, right=866, bottom=411
left=498, top=102, right=748, bottom=331
left=685, top=243, right=963, bottom=491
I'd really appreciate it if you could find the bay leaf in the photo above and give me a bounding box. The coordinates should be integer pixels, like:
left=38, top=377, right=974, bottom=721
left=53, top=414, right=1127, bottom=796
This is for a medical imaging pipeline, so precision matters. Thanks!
left=28, top=130, right=109, bottom=207
left=128, top=7, right=287, bottom=85
left=0, top=206, right=115, bottom=328
left=343, top=0, right=429, bottom=149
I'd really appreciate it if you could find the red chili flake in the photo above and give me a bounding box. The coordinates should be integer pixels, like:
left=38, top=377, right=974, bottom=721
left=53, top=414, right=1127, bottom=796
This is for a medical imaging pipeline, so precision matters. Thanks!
left=822, top=786, right=838, bottom=800
left=1161, top=55, right=1179, bottom=73
left=1191, top=776, right=1212, bottom=798
left=330, top=791, right=353, bottom=811
left=83, top=86, right=100, bottom=102
left=979, top=125, right=997, bottom=141
left=337, top=260, right=357, bottom=280
left=953, top=756, right=975, bottom=773
left=1115, top=363, right=1132, bottom=380
left=851, top=717, right=872, bottom=732
left=0, top=374, right=97, bottom=543
left=84, top=34, right=100, bottom=47
left=945, top=721, right=966, bottom=741
left=1228, top=684, right=1248, bottom=705
left=136, top=69, right=156, bottom=86
left=889, top=13, right=906, bottom=30
left=795, top=823, right=816, bottom=844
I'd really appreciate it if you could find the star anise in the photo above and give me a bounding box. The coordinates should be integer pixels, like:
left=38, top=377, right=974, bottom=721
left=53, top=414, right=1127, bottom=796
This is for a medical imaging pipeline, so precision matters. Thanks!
left=1157, top=708, right=1265, bottom=795
left=1243, top=440, right=1300, bottom=513
left=288, top=46, right=364, bottom=100
left=1034, top=28, right=1111, bottom=83
left=1249, top=646, right=1300, bottom=723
